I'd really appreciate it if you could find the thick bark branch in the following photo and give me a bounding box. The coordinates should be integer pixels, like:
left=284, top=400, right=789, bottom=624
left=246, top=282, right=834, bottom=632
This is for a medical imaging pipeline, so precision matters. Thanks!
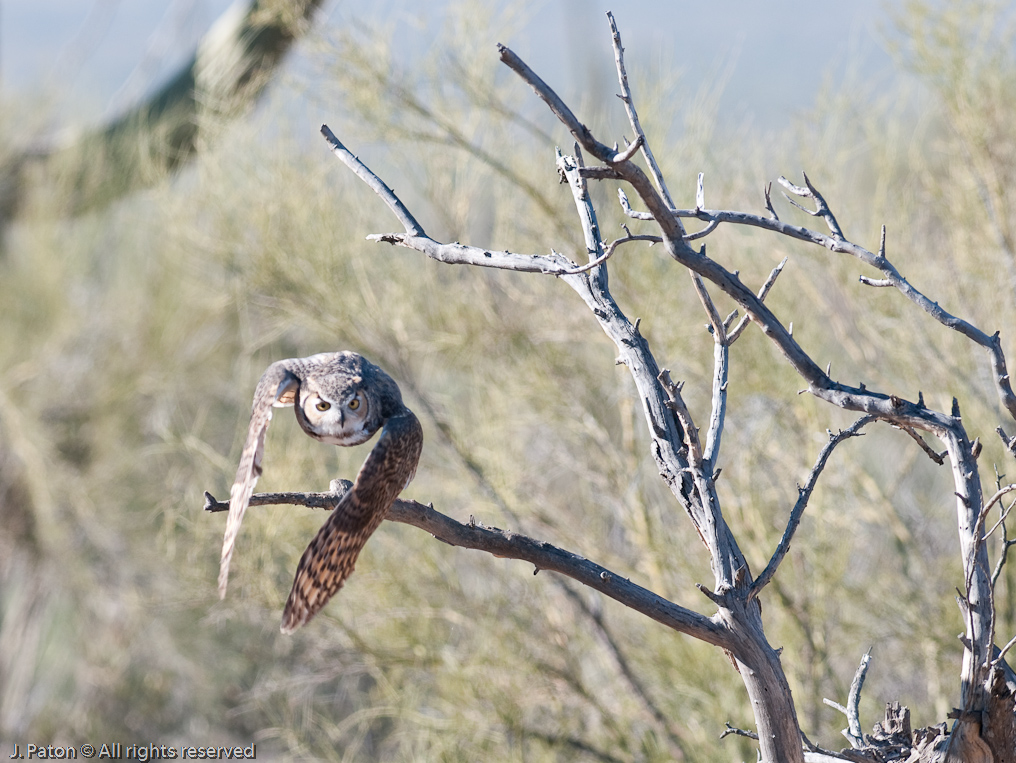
left=653, top=200, right=1016, bottom=425
left=203, top=489, right=729, bottom=648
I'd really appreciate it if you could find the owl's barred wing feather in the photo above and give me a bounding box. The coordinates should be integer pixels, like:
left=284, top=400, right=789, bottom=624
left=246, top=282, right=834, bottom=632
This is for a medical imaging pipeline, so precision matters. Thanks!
left=281, top=410, right=423, bottom=633
left=218, top=362, right=301, bottom=599
left=215, top=351, right=421, bottom=630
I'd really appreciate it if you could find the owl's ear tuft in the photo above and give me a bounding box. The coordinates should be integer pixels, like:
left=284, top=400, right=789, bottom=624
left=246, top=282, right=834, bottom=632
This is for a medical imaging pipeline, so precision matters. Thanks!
left=273, top=371, right=300, bottom=407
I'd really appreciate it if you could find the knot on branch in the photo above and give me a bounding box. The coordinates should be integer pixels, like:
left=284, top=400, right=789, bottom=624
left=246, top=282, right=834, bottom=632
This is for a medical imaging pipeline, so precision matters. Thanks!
left=366, top=233, right=407, bottom=245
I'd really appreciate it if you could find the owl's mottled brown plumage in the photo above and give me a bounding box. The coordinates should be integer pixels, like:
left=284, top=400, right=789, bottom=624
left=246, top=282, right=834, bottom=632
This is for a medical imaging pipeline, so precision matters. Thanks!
left=218, top=351, right=422, bottom=632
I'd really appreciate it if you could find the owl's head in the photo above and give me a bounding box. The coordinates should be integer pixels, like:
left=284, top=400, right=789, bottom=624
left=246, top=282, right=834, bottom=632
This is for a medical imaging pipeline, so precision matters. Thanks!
left=270, top=351, right=404, bottom=446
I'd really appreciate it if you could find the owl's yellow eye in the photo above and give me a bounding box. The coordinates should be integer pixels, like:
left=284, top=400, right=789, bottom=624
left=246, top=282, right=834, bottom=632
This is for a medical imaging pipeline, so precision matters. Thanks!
left=316, top=400, right=331, bottom=411
left=348, top=398, right=360, bottom=411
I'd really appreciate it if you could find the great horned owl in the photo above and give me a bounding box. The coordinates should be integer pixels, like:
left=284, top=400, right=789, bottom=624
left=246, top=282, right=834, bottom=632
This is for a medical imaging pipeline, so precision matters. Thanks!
left=218, top=351, right=423, bottom=633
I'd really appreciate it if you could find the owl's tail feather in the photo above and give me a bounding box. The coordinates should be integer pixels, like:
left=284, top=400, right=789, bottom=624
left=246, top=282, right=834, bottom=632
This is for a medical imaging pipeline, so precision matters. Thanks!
left=279, top=506, right=375, bottom=634
left=280, top=410, right=422, bottom=632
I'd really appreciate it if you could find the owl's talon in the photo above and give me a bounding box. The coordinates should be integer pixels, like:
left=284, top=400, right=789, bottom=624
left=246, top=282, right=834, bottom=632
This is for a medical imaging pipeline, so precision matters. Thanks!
left=328, top=478, right=354, bottom=495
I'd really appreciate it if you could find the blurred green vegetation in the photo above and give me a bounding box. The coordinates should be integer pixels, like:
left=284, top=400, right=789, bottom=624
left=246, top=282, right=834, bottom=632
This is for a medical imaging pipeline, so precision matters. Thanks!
left=1, top=0, right=1015, bottom=760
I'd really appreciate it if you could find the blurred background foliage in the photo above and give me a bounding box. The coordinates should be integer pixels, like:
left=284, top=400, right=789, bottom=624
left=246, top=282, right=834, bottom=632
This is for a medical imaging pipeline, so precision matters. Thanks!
left=1, top=0, right=1015, bottom=760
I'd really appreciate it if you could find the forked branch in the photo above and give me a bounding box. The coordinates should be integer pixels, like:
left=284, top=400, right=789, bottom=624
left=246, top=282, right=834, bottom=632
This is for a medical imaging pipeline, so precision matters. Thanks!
left=619, top=178, right=1016, bottom=424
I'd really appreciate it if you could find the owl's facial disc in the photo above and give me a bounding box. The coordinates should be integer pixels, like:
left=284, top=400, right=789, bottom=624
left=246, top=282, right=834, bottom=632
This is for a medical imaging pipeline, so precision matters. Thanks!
left=300, top=388, right=371, bottom=445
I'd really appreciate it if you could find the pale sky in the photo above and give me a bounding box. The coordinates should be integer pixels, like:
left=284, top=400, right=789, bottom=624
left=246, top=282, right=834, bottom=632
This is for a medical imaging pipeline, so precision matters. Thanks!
left=0, top=0, right=897, bottom=129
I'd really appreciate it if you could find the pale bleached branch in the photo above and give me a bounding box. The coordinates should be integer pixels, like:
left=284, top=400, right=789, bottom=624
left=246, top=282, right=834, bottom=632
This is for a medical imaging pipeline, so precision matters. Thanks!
left=778, top=173, right=845, bottom=240
left=689, top=264, right=730, bottom=471
left=613, top=134, right=645, bottom=163
left=322, top=126, right=626, bottom=278
left=821, top=650, right=873, bottom=750
left=321, top=124, right=424, bottom=236
left=822, top=698, right=849, bottom=716
left=803, top=752, right=854, bottom=763
left=607, top=10, right=676, bottom=208
left=845, top=649, right=873, bottom=747
left=703, top=338, right=729, bottom=471
left=618, top=189, right=654, bottom=221
left=997, top=633, right=1016, bottom=666
left=364, top=232, right=577, bottom=275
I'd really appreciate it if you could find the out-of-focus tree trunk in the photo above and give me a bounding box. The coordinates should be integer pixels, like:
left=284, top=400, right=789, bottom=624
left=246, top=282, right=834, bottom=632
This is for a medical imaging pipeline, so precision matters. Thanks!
left=0, top=0, right=325, bottom=224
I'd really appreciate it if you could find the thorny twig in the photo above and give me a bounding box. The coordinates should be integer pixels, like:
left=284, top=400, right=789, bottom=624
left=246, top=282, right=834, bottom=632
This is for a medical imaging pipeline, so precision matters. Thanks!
left=728, top=256, right=788, bottom=344
left=719, top=722, right=759, bottom=741
left=750, top=416, right=875, bottom=599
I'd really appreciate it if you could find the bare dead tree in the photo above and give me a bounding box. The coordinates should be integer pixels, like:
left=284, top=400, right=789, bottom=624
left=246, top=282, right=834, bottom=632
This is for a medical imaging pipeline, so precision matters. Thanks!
left=207, top=13, right=1016, bottom=762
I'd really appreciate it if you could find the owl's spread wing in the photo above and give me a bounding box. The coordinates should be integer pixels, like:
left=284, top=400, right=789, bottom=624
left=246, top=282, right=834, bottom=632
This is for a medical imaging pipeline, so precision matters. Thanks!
left=218, top=363, right=300, bottom=599
left=280, top=410, right=423, bottom=633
